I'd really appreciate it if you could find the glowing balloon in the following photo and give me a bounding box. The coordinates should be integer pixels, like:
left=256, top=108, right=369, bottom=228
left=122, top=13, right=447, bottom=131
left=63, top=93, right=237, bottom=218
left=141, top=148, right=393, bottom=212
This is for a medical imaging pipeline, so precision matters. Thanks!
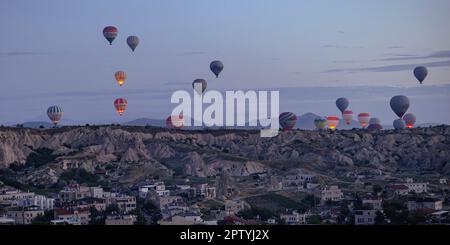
left=326, top=116, right=340, bottom=130
left=115, top=71, right=127, bottom=87
left=358, top=113, right=370, bottom=128
left=114, top=98, right=127, bottom=116
left=403, top=113, right=416, bottom=129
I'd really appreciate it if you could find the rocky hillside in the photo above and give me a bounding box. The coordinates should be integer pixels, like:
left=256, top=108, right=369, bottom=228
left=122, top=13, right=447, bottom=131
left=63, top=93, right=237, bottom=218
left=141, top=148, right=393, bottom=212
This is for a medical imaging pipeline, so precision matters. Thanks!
left=1, top=125, right=450, bottom=186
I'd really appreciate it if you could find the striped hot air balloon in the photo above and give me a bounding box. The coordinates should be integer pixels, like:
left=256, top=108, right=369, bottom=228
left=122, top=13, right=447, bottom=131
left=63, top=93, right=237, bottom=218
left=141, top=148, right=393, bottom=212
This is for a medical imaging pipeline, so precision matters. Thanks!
left=358, top=113, right=370, bottom=128
left=127, top=36, right=139, bottom=52
left=103, top=26, right=118, bottom=45
left=114, top=98, right=128, bottom=116
left=115, top=71, right=127, bottom=87
left=47, top=105, right=63, bottom=126
left=342, top=110, right=354, bottom=125
left=279, top=112, right=297, bottom=131
left=326, top=116, right=340, bottom=130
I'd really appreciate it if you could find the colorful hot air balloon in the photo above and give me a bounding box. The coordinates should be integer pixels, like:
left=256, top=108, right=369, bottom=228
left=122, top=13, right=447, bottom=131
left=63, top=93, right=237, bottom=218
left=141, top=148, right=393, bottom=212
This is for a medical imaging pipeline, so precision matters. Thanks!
left=47, top=105, right=63, bottom=126
left=326, top=116, right=340, bottom=130
left=114, top=98, right=127, bottom=116
left=166, top=115, right=184, bottom=129
left=390, top=95, right=410, bottom=119
left=103, top=26, right=118, bottom=45
left=210, top=60, right=224, bottom=78
left=336, top=98, right=349, bottom=113
left=342, top=110, right=354, bottom=125
left=314, top=118, right=327, bottom=130
left=393, top=119, right=407, bottom=130
left=115, top=71, right=127, bottom=87
left=279, top=112, right=297, bottom=131
left=127, top=36, right=139, bottom=52
left=413, top=66, right=428, bottom=84
left=358, top=113, right=370, bottom=128
left=369, top=117, right=381, bottom=126
left=192, top=79, right=207, bottom=94
left=403, top=113, right=416, bottom=129
left=367, top=124, right=383, bottom=130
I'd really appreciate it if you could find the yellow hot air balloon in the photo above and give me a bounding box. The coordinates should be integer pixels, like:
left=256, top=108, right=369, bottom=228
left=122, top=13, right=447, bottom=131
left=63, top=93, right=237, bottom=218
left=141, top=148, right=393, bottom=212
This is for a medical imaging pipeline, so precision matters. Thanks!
left=115, top=71, right=127, bottom=87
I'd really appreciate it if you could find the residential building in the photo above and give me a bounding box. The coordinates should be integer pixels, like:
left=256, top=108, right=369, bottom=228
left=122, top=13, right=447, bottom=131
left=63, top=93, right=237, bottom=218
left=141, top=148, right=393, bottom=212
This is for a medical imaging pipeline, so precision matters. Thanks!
left=139, top=182, right=169, bottom=198
left=407, top=197, right=443, bottom=211
left=280, top=211, right=306, bottom=225
left=7, top=207, right=44, bottom=225
left=354, top=210, right=377, bottom=225
left=111, top=195, right=136, bottom=213
left=362, top=195, right=383, bottom=210
left=158, top=212, right=203, bottom=225
left=53, top=208, right=90, bottom=225
left=105, top=215, right=136, bottom=225
left=315, top=185, right=344, bottom=203
left=16, top=195, right=54, bottom=210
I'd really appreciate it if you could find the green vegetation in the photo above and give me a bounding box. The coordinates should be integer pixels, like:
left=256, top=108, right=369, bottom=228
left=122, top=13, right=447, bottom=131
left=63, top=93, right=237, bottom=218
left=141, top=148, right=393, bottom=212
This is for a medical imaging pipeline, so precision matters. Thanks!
left=245, top=193, right=319, bottom=213
left=59, top=169, right=100, bottom=187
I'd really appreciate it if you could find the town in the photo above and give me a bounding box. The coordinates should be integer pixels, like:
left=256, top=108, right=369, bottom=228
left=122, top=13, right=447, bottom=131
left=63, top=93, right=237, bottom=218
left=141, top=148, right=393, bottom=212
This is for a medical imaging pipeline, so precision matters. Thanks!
left=1, top=171, right=449, bottom=225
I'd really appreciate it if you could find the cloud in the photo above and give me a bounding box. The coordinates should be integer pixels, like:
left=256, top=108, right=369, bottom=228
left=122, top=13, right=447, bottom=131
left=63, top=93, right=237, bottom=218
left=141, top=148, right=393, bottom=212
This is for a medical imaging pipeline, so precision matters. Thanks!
left=324, top=59, right=450, bottom=73
left=322, top=44, right=345, bottom=48
left=387, top=46, right=403, bottom=49
left=176, top=51, right=205, bottom=56
left=376, top=50, right=450, bottom=61
left=0, top=51, right=49, bottom=56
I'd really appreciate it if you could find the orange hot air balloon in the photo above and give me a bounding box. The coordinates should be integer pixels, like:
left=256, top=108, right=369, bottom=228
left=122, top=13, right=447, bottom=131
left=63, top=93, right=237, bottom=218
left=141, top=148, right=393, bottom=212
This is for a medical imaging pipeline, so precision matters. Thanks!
left=326, top=116, right=340, bottom=130
left=114, top=98, right=127, bottom=116
left=115, top=71, right=127, bottom=87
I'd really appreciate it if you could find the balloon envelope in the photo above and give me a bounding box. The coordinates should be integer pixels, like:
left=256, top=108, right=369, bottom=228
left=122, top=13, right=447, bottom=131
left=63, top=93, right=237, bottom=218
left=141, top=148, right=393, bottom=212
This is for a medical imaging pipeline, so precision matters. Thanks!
left=390, top=95, right=410, bottom=118
left=279, top=112, right=297, bottom=131
left=326, top=116, right=340, bottom=130
left=403, top=113, right=416, bottom=128
left=127, top=36, right=139, bottom=52
left=47, top=105, right=63, bottom=125
left=414, top=66, right=428, bottom=84
left=115, top=71, right=127, bottom=86
left=314, top=118, right=327, bottom=130
left=369, top=117, right=381, bottom=125
left=166, top=115, right=184, bottom=129
left=114, top=98, right=127, bottom=116
left=336, top=98, right=349, bottom=113
left=103, top=26, right=118, bottom=45
left=393, top=119, right=407, bottom=130
left=210, top=61, right=224, bottom=78
left=358, top=113, right=370, bottom=127
left=192, top=79, right=207, bottom=94
left=367, top=124, right=383, bottom=130
left=342, top=110, right=354, bottom=125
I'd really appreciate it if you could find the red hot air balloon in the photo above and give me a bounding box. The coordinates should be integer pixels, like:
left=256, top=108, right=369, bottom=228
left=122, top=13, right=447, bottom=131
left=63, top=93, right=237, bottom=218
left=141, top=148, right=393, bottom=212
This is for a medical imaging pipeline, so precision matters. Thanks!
left=342, top=110, right=354, bottom=125
left=326, top=116, right=340, bottom=130
left=103, top=26, right=118, bottom=45
left=279, top=112, right=297, bottom=131
left=115, top=71, right=127, bottom=87
left=114, top=98, right=127, bottom=116
left=166, top=115, right=184, bottom=129
left=358, top=113, right=370, bottom=128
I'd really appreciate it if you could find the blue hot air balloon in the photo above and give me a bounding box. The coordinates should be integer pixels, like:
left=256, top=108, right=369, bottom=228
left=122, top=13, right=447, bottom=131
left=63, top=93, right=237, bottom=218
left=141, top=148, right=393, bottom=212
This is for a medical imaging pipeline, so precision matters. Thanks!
left=413, top=66, right=428, bottom=84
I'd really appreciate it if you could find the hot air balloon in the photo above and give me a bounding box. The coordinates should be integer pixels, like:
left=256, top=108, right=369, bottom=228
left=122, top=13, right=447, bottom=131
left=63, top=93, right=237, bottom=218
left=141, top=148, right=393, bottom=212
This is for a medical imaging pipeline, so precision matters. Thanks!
left=115, top=71, right=127, bottom=87
left=114, top=98, right=127, bottom=116
left=279, top=112, right=297, bottom=131
left=103, top=26, right=118, bottom=45
left=210, top=60, right=224, bottom=78
left=413, top=66, right=428, bottom=84
left=192, top=79, right=207, bottom=94
left=336, top=98, right=349, bottom=113
left=393, top=119, right=407, bottom=130
left=358, top=113, right=370, bottom=128
left=367, top=124, right=383, bottom=130
left=326, top=116, right=340, bottom=130
left=314, top=118, right=327, bottom=130
left=127, top=36, right=139, bottom=52
left=369, top=117, right=381, bottom=126
left=403, top=113, right=416, bottom=129
left=166, top=115, right=184, bottom=129
left=342, top=110, right=354, bottom=125
left=47, top=105, right=63, bottom=126
left=390, top=95, right=410, bottom=118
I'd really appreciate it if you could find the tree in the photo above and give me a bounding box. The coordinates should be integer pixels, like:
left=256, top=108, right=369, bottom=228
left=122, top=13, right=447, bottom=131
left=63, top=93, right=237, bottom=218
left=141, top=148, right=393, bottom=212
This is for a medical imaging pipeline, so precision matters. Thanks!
left=372, top=185, right=383, bottom=194
left=31, top=210, right=54, bottom=225
left=375, top=211, right=385, bottom=224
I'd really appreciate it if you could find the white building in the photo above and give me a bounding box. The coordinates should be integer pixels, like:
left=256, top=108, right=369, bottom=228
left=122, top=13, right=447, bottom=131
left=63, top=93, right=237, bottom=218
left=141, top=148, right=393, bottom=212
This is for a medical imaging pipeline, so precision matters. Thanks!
left=315, top=185, right=344, bottom=203
left=354, top=210, right=377, bottom=225
left=280, top=211, right=306, bottom=225
left=105, top=215, right=136, bottom=225
left=225, top=200, right=248, bottom=215
left=16, top=195, right=55, bottom=210
left=7, top=207, right=44, bottom=225
left=139, top=182, right=169, bottom=198
left=0, top=189, right=35, bottom=205
left=407, top=198, right=443, bottom=211
left=362, top=196, right=383, bottom=210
